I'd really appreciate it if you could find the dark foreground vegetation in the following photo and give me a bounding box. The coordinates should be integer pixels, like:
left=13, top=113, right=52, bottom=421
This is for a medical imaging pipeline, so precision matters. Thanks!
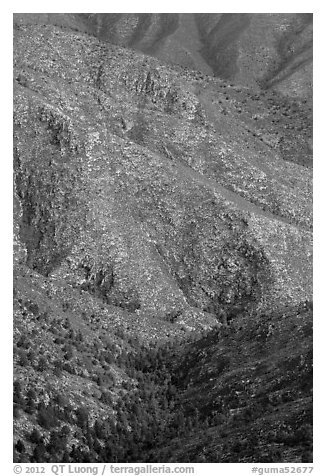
left=14, top=298, right=312, bottom=463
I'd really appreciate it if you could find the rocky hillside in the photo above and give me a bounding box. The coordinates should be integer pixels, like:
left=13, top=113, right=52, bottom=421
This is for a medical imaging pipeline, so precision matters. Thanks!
left=14, top=13, right=313, bottom=98
left=13, top=14, right=313, bottom=463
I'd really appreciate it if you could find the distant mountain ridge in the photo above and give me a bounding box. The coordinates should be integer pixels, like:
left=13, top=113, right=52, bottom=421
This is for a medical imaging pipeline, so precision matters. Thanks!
left=14, top=13, right=313, bottom=98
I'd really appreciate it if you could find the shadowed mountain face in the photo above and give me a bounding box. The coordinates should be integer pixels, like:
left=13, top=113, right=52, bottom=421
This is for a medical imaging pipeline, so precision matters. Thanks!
left=14, top=13, right=313, bottom=98
left=13, top=15, right=312, bottom=463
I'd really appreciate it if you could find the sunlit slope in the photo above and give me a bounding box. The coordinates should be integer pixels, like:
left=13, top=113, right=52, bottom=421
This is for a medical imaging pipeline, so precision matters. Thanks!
left=14, top=24, right=312, bottom=329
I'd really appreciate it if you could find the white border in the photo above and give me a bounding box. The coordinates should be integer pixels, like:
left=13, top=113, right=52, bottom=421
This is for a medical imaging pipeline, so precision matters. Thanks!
left=3, top=3, right=323, bottom=474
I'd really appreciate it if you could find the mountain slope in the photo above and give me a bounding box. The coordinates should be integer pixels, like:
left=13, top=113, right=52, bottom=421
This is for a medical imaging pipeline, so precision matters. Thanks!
left=14, top=13, right=313, bottom=98
left=13, top=274, right=312, bottom=463
left=14, top=23, right=312, bottom=321
left=152, top=304, right=313, bottom=462
left=13, top=17, right=313, bottom=463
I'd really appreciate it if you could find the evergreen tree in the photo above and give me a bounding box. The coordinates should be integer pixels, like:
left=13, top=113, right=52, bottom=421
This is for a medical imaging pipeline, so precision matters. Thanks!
left=15, top=440, right=25, bottom=453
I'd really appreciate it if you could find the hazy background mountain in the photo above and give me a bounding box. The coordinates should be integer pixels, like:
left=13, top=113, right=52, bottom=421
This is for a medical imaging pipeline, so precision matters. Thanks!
left=14, top=13, right=313, bottom=98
